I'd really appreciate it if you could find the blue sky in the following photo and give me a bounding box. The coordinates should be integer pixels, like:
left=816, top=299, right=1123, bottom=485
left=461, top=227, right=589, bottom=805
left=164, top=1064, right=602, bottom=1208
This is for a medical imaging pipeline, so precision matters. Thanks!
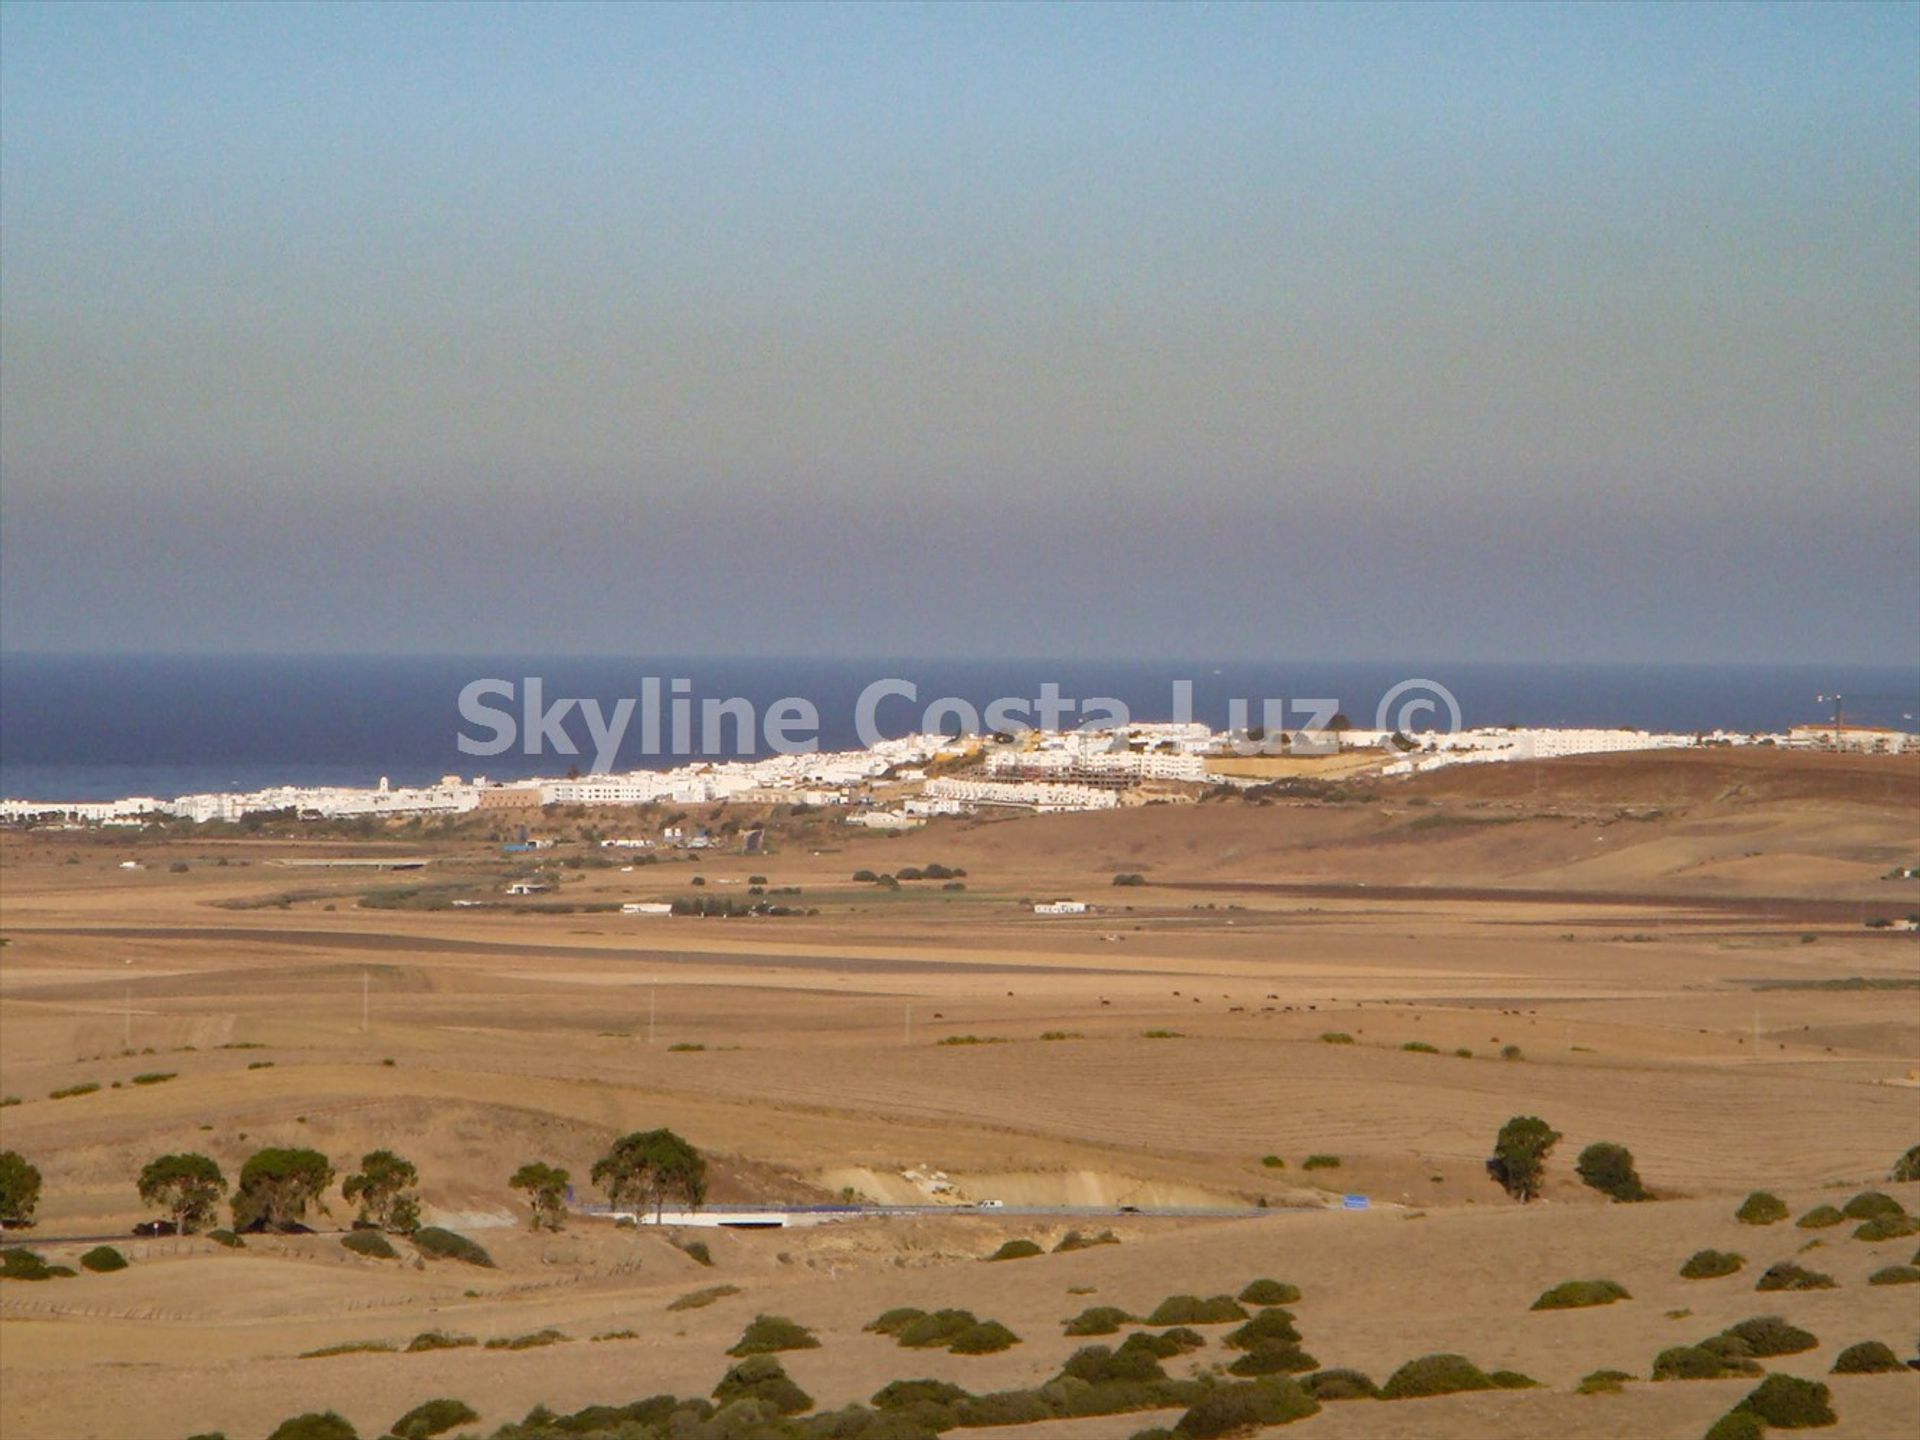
left=2, top=2, right=1915, bottom=661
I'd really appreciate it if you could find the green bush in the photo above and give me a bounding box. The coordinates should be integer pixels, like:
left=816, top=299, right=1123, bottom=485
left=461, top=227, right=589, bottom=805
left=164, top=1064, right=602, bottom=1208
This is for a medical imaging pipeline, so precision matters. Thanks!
left=1224, top=1308, right=1302, bottom=1351
left=265, top=1415, right=358, bottom=1440
left=897, top=1309, right=980, bottom=1349
left=1867, top=1264, right=1920, bottom=1285
left=1302, top=1154, right=1340, bottom=1170
left=1735, top=1191, right=1789, bottom=1225
left=1722, top=1315, right=1819, bottom=1356
left=667, top=1283, right=742, bottom=1311
left=1734, top=1373, right=1836, bottom=1428
left=1304, top=1368, right=1378, bottom=1400
left=952, top=1389, right=1055, bottom=1427
left=1238, top=1279, right=1301, bottom=1306
left=872, top=1379, right=970, bottom=1411
left=1681, top=1249, right=1744, bottom=1279
left=49, top=1082, right=100, bottom=1100
left=1831, top=1339, right=1903, bottom=1373
left=727, top=1313, right=820, bottom=1355
left=1531, top=1278, right=1630, bottom=1310
left=1260, top=1155, right=1285, bottom=1169
left=411, top=1227, right=493, bottom=1267
left=1701, top=1412, right=1766, bottom=1440
left=1402, top=1041, right=1440, bottom=1054
left=864, top=1307, right=928, bottom=1337
left=950, top=1320, right=1020, bottom=1354
left=1171, top=1377, right=1318, bottom=1436
left=1065, top=1306, right=1137, bottom=1336
left=1226, top=1342, right=1318, bottom=1376
left=1755, top=1260, right=1836, bottom=1291
left=1893, top=1144, right=1920, bottom=1182
left=1380, top=1353, right=1498, bottom=1399
left=1490, top=1370, right=1541, bottom=1389
left=678, top=1238, right=713, bottom=1266
left=300, top=1341, right=396, bottom=1358
left=1576, top=1142, right=1651, bottom=1202
left=341, top=1230, right=397, bottom=1260
left=0, top=1249, right=73, bottom=1281
left=1120, top=1328, right=1204, bottom=1357
left=1577, top=1369, right=1635, bottom=1394
left=388, top=1398, right=478, bottom=1440
left=1853, top=1213, right=1920, bottom=1241
left=986, top=1238, right=1043, bottom=1261
left=1061, top=1344, right=1168, bottom=1385
left=130, top=1071, right=177, bottom=1086
left=1797, top=1204, right=1845, bottom=1229
left=482, top=1329, right=569, bottom=1351
left=79, top=1246, right=128, bottom=1273
left=1053, top=1228, right=1119, bottom=1252
left=1840, top=1190, right=1905, bottom=1221
left=1653, top=1346, right=1754, bottom=1381
left=1319, top=1032, right=1355, bottom=1045
left=1146, top=1294, right=1248, bottom=1325
left=206, top=1229, right=244, bottom=1248
left=405, top=1330, right=477, bottom=1352
left=712, top=1354, right=813, bottom=1415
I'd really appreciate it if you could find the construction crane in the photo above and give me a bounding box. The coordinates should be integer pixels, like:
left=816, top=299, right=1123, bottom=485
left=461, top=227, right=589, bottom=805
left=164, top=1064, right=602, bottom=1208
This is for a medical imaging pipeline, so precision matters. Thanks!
left=1814, top=692, right=1918, bottom=747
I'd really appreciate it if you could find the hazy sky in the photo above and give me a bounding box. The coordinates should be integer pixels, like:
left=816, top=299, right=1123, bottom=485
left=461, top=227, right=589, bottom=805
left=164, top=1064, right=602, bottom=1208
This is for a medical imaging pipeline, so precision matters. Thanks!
left=2, top=2, right=1916, bottom=663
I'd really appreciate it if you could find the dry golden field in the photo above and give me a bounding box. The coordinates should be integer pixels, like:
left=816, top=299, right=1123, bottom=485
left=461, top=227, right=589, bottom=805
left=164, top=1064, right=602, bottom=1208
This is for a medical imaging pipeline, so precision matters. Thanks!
left=2, top=749, right=1917, bottom=1439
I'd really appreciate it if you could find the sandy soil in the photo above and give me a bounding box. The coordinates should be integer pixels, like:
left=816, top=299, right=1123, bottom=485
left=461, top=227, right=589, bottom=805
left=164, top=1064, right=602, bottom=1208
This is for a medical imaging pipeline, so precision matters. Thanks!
left=2, top=748, right=1916, bottom=1439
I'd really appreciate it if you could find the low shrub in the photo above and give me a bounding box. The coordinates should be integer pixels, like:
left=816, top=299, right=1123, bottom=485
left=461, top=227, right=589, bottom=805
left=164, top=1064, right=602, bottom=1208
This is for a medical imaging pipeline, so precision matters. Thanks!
left=1797, top=1204, right=1845, bottom=1229
left=1053, top=1228, right=1119, bottom=1252
left=207, top=1229, right=243, bottom=1248
left=1061, top=1344, right=1168, bottom=1385
left=950, top=1320, right=1020, bottom=1354
left=300, top=1341, right=395, bottom=1358
left=1893, top=1144, right=1920, bottom=1182
left=591, top=1329, right=638, bottom=1342
left=265, top=1415, right=357, bottom=1440
left=1147, top=1294, right=1248, bottom=1325
left=1576, top=1141, right=1651, bottom=1202
left=79, top=1246, right=128, bottom=1273
left=405, top=1331, right=476, bottom=1352
left=951, top=1389, right=1055, bottom=1427
left=1840, top=1190, right=1905, bottom=1221
left=1735, top=1191, right=1789, bottom=1225
left=483, top=1329, right=569, bottom=1351
left=865, top=1307, right=928, bottom=1337
left=872, top=1379, right=970, bottom=1411
left=0, top=1249, right=73, bottom=1281
left=1120, top=1328, right=1204, bottom=1357
left=1318, top=1032, right=1354, bottom=1045
left=1734, top=1373, right=1836, bottom=1428
left=1531, top=1278, right=1630, bottom=1310
left=1238, top=1278, right=1301, bottom=1306
left=411, top=1227, right=493, bottom=1267
left=48, top=1083, right=100, bottom=1100
left=677, top=1238, right=714, bottom=1266
left=1681, top=1249, right=1745, bottom=1279
left=897, top=1309, right=980, bottom=1349
left=341, top=1230, right=397, bottom=1260
left=1302, top=1154, right=1341, bottom=1171
left=388, top=1398, right=478, bottom=1440
left=130, top=1072, right=176, bottom=1086
left=1380, top=1353, right=1497, bottom=1399
left=668, top=1283, right=742, bottom=1311
left=1304, top=1368, right=1377, bottom=1400
left=1722, top=1314, right=1819, bottom=1356
left=986, top=1238, right=1043, bottom=1262
left=1653, top=1346, right=1755, bottom=1381
left=1831, top=1339, right=1903, bottom=1373
left=1867, top=1264, right=1920, bottom=1285
left=1577, top=1369, right=1635, bottom=1394
left=1260, top=1155, right=1285, bottom=1169
left=1701, top=1412, right=1766, bottom=1440
left=712, top=1354, right=812, bottom=1415
left=1224, top=1308, right=1302, bottom=1351
left=1226, top=1342, right=1318, bottom=1376
left=1853, top=1213, right=1920, bottom=1241
left=1170, top=1377, right=1318, bottom=1436
left=1064, top=1306, right=1137, bottom=1336
left=1490, top=1370, right=1541, bottom=1389
left=727, top=1314, right=820, bottom=1355
left=1755, top=1260, right=1836, bottom=1291
left=1402, top=1041, right=1440, bottom=1054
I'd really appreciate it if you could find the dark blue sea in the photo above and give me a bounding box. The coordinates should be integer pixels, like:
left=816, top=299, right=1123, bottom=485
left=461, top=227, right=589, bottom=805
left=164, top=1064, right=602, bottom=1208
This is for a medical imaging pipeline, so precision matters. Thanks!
left=2, top=654, right=1915, bottom=802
